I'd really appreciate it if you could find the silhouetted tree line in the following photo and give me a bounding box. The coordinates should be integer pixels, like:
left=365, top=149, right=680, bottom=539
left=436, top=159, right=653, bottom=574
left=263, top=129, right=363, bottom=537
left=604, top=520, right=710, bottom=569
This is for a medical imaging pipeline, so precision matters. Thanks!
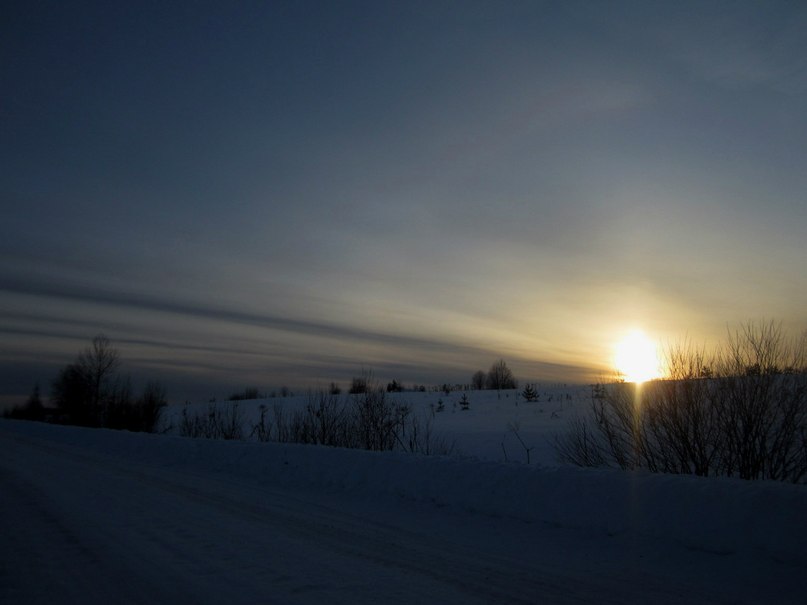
left=4, top=335, right=166, bottom=433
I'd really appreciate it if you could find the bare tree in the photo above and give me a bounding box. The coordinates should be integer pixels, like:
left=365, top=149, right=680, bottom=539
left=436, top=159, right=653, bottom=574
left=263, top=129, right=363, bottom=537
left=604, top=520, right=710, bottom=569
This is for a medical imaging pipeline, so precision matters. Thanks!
left=486, top=359, right=517, bottom=393
left=52, top=335, right=120, bottom=427
left=471, top=370, right=486, bottom=390
left=50, top=335, right=166, bottom=432
left=80, top=335, right=120, bottom=403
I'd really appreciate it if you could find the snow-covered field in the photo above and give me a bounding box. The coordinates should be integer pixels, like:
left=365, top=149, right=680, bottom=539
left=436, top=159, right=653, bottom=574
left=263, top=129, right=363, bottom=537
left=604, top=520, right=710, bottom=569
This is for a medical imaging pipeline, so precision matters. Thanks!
left=2, top=386, right=805, bottom=604
left=164, top=384, right=592, bottom=464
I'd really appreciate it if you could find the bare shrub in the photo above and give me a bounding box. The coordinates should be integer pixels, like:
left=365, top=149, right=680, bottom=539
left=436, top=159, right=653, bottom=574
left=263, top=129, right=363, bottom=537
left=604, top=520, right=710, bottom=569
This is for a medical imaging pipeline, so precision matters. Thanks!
left=177, top=375, right=453, bottom=457
left=351, top=384, right=408, bottom=451
left=179, top=404, right=205, bottom=438
left=556, top=321, right=807, bottom=483
left=250, top=404, right=274, bottom=441
left=711, top=322, right=807, bottom=481
left=508, top=421, right=535, bottom=464
left=272, top=403, right=292, bottom=443
left=554, top=416, right=608, bottom=467
left=305, top=390, right=349, bottom=446
left=284, top=390, right=350, bottom=446
left=217, top=402, right=244, bottom=440
left=179, top=402, right=244, bottom=440
left=398, top=413, right=456, bottom=456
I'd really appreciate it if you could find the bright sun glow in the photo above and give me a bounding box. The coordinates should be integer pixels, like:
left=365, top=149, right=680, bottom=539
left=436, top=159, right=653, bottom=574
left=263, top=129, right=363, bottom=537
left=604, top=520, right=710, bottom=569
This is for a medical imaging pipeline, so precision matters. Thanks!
left=614, top=330, right=661, bottom=383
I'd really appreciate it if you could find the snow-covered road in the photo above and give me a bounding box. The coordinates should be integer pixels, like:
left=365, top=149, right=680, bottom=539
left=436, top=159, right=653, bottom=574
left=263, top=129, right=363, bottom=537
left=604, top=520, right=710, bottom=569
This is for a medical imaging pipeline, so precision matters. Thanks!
left=1, top=421, right=803, bottom=604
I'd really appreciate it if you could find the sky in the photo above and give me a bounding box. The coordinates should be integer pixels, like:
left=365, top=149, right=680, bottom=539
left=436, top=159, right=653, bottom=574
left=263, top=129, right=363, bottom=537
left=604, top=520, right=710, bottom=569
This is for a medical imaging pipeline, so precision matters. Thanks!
left=2, top=0, right=806, bottom=404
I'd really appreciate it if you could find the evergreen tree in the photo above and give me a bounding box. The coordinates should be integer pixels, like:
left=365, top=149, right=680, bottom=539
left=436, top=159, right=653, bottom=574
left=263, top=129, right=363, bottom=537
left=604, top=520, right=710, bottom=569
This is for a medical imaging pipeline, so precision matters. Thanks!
left=522, top=383, right=538, bottom=402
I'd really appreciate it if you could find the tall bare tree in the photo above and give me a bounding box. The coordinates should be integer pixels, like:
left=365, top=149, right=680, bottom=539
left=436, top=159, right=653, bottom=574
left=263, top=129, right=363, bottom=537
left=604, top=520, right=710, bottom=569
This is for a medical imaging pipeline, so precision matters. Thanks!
left=78, top=335, right=120, bottom=414
left=52, top=334, right=120, bottom=427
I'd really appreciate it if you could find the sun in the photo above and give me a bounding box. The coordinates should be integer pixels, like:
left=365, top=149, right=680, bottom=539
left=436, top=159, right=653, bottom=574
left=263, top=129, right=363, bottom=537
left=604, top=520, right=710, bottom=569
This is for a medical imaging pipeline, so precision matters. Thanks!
left=614, top=330, right=661, bottom=383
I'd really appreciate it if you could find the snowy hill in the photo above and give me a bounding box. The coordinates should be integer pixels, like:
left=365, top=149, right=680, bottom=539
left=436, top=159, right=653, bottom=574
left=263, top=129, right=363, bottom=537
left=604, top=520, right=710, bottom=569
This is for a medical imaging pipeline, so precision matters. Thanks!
left=2, top=417, right=805, bottom=604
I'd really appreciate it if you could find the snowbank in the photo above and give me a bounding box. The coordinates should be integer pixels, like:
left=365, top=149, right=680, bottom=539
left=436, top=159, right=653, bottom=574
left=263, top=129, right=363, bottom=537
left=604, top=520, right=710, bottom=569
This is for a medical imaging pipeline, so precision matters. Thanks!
left=3, top=419, right=805, bottom=566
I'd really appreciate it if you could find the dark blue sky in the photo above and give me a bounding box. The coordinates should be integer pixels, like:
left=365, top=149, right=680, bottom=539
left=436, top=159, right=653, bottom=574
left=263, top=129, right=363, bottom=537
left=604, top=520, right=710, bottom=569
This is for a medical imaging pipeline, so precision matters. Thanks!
left=2, top=1, right=806, bottom=404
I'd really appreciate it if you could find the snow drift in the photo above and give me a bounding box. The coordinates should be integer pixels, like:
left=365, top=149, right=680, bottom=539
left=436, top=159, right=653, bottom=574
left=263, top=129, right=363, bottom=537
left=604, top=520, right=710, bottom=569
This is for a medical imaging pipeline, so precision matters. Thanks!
left=3, top=419, right=804, bottom=567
